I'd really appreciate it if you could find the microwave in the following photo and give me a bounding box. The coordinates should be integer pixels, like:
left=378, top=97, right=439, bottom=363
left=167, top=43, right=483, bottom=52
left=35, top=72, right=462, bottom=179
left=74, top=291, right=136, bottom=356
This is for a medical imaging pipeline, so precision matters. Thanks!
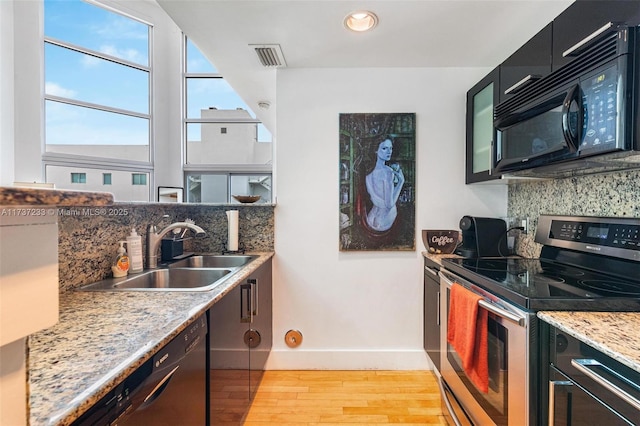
left=493, top=25, right=640, bottom=177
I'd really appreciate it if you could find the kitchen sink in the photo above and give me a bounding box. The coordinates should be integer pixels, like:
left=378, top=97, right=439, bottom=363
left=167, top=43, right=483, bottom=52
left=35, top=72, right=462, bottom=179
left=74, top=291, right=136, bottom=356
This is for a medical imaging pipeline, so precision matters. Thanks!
left=79, top=267, right=233, bottom=292
left=168, top=255, right=258, bottom=269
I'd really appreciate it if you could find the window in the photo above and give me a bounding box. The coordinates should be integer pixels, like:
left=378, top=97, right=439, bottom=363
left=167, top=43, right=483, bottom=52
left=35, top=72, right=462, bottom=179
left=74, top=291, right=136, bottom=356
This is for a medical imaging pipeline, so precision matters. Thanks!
left=183, top=37, right=272, bottom=203
left=132, top=173, right=147, bottom=185
left=71, top=172, right=86, bottom=184
left=103, top=173, right=112, bottom=185
left=186, top=173, right=271, bottom=204
left=43, top=0, right=152, bottom=200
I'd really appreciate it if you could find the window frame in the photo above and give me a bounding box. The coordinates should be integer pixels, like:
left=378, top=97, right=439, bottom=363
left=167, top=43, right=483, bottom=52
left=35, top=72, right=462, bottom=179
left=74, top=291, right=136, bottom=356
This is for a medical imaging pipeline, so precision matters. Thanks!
left=70, top=172, right=87, bottom=184
left=182, top=35, right=272, bottom=203
left=42, top=0, right=155, bottom=200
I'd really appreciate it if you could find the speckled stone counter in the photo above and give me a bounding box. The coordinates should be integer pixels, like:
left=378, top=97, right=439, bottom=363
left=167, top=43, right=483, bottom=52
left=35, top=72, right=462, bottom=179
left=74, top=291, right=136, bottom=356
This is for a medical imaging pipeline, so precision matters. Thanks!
left=422, top=251, right=460, bottom=267
left=0, top=187, right=114, bottom=206
left=28, top=252, right=273, bottom=426
left=538, top=311, right=640, bottom=374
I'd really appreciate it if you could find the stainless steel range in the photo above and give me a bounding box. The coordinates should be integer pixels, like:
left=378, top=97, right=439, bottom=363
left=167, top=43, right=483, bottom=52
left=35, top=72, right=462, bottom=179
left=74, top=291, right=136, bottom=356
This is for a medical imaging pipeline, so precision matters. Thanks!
left=438, top=215, right=640, bottom=426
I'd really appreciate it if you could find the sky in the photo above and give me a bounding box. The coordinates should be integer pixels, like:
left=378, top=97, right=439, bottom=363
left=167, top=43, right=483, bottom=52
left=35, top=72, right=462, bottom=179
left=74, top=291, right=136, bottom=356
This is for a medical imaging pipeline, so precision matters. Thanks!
left=43, top=0, right=268, bottom=149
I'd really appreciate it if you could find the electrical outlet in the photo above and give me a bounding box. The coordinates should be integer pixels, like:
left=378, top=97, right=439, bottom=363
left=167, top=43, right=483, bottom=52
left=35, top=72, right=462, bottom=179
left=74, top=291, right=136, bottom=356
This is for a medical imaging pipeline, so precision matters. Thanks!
left=520, top=218, right=529, bottom=234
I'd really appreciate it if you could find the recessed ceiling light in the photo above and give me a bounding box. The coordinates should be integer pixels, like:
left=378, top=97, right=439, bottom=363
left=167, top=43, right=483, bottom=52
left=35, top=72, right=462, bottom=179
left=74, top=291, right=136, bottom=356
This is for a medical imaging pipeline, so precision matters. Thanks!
left=344, top=11, right=378, bottom=32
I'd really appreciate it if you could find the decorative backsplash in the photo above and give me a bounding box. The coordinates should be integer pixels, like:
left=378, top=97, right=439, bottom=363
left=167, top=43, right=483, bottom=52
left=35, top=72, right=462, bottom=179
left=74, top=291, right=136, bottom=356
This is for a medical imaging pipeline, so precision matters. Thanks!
left=57, top=203, right=274, bottom=293
left=508, top=169, right=640, bottom=258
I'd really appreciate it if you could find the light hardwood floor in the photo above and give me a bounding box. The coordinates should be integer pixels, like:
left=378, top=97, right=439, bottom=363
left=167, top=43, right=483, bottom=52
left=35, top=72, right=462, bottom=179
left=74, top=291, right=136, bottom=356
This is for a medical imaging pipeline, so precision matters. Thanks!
left=211, top=370, right=447, bottom=425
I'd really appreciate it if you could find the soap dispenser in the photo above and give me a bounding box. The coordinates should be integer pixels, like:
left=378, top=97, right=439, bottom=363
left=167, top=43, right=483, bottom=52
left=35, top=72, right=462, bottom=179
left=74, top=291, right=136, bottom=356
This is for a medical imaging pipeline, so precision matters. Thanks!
left=112, top=241, right=130, bottom=278
left=127, top=228, right=144, bottom=273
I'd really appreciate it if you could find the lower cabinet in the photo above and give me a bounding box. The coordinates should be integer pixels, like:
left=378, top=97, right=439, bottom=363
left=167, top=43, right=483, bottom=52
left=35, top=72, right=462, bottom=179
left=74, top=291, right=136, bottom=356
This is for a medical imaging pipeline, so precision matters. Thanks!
left=423, top=258, right=441, bottom=372
left=209, top=259, right=272, bottom=423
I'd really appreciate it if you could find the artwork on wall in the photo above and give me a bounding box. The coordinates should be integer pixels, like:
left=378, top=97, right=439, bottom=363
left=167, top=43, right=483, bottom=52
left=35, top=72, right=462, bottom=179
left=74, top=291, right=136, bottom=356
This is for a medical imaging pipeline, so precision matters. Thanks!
left=339, top=113, right=416, bottom=251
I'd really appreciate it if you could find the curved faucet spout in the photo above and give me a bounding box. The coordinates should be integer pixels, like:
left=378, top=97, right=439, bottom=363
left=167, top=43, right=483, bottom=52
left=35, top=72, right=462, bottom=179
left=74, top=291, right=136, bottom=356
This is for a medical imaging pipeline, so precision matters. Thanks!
left=146, top=221, right=206, bottom=269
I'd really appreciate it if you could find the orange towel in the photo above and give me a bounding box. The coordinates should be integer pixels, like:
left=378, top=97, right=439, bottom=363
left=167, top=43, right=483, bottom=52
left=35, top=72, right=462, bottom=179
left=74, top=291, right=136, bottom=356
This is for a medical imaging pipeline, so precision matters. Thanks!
left=447, top=283, right=489, bottom=393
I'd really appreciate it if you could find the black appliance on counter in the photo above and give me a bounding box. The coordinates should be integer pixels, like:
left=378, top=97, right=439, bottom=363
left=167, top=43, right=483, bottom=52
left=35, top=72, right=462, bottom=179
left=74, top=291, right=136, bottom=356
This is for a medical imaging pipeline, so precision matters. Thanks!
left=439, top=215, right=640, bottom=426
left=455, top=215, right=508, bottom=258
left=493, top=25, right=640, bottom=178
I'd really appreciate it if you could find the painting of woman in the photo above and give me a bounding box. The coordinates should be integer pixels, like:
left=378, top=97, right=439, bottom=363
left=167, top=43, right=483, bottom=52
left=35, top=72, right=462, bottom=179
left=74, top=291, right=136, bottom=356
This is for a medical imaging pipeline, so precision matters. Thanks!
left=339, top=113, right=415, bottom=251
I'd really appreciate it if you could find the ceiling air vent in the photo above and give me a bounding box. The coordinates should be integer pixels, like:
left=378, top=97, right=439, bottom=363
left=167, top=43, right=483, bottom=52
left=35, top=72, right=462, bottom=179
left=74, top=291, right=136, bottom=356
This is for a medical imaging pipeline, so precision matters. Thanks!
left=250, top=44, right=287, bottom=68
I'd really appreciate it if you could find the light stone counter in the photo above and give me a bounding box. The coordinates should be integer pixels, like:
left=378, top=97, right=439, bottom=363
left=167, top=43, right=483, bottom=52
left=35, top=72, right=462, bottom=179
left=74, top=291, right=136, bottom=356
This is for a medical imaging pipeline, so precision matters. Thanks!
left=538, top=311, right=640, bottom=374
left=28, top=252, right=274, bottom=426
left=0, top=187, right=114, bottom=206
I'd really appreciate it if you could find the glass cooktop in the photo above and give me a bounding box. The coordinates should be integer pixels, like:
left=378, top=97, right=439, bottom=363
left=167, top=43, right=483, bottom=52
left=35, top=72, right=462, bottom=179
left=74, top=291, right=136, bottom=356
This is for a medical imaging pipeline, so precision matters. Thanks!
left=442, top=257, right=640, bottom=312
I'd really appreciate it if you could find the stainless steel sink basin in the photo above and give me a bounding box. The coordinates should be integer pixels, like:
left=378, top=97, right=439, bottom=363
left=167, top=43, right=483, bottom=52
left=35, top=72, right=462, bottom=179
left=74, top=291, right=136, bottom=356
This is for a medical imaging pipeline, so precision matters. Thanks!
left=168, top=255, right=258, bottom=269
left=79, top=267, right=233, bottom=292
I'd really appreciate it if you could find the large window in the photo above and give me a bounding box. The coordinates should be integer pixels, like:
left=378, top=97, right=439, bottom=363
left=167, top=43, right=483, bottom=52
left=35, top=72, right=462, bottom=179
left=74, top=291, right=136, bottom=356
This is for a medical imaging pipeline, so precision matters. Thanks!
left=183, top=38, right=272, bottom=203
left=43, top=0, right=152, bottom=201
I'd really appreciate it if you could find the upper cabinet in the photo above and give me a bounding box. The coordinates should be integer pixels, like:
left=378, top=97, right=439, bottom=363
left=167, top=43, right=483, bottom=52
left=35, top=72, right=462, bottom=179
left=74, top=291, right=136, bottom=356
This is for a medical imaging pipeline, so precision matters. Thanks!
left=499, top=23, right=552, bottom=103
left=552, top=0, right=640, bottom=71
left=465, top=67, right=501, bottom=184
left=464, top=0, right=640, bottom=184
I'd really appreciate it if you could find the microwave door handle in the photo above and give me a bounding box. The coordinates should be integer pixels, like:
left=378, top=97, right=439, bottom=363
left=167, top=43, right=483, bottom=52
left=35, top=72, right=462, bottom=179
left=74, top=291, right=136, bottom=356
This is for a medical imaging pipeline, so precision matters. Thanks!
left=561, top=84, right=582, bottom=152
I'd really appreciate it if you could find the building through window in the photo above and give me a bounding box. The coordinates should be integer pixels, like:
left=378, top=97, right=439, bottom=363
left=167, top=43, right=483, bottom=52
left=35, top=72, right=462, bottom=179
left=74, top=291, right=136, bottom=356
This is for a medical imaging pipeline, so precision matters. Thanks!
left=43, top=0, right=152, bottom=201
left=183, top=37, right=273, bottom=203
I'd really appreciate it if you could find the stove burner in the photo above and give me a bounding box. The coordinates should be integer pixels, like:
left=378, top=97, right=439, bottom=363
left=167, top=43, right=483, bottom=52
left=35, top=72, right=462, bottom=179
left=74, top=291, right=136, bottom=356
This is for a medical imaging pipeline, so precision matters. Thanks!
left=541, top=266, right=585, bottom=277
left=578, top=280, right=640, bottom=296
left=537, top=274, right=566, bottom=284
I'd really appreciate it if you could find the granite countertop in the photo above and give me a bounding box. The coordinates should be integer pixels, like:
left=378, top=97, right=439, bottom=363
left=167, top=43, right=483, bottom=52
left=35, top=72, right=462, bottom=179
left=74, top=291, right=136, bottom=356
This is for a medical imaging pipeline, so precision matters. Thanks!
left=538, top=311, right=640, bottom=374
left=421, top=251, right=460, bottom=267
left=28, top=252, right=274, bottom=426
left=0, top=187, right=114, bottom=206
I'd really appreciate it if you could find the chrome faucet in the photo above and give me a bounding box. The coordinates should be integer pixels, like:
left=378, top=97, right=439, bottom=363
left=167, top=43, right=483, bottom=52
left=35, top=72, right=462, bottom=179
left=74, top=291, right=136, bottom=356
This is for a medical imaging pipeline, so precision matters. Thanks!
left=145, top=220, right=206, bottom=269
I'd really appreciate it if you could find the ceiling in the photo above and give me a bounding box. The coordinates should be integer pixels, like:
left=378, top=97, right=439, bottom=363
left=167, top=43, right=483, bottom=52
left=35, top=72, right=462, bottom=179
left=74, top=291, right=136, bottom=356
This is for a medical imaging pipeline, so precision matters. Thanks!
left=155, top=0, right=574, bottom=132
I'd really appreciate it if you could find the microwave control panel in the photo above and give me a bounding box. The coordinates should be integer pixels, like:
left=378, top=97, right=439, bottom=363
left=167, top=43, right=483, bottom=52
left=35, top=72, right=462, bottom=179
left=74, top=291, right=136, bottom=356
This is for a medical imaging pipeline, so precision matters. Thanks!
left=580, top=64, right=619, bottom=151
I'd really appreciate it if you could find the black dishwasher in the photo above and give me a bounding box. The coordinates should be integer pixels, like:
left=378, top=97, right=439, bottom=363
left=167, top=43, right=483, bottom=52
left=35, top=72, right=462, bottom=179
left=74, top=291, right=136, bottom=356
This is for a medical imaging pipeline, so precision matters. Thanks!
left=72, top=313, right=209, bottom=426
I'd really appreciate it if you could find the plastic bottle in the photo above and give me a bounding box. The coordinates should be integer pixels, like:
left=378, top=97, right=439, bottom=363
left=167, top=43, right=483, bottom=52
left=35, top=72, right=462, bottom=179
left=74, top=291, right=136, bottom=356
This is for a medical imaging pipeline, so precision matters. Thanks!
left=111, top=241, right=130, bottom=277
left=127, top=228, right=144, bottom=273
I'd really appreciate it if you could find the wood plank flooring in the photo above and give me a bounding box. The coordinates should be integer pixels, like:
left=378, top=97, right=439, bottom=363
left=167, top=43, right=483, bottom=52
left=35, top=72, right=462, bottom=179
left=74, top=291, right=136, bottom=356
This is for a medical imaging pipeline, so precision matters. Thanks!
left=211, top=370, right=447, bottom=425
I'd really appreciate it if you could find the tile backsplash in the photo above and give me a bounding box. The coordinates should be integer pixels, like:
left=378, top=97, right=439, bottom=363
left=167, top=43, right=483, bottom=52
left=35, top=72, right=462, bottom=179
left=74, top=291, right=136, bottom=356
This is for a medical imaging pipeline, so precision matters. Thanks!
left=508, top=169, right=640, bottom=257
left=58, top=203, right=274, bottom=293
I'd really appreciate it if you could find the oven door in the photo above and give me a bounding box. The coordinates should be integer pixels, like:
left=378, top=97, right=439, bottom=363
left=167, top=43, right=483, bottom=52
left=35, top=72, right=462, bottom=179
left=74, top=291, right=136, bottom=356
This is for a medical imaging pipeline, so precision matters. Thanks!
left=440, top=270, right=529, bottom=426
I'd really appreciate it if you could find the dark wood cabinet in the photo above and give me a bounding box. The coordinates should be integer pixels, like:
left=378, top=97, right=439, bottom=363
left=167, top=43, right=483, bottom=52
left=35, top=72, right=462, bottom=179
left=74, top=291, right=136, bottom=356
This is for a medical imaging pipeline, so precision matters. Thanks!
left=423, top=259, right=441, bottom=372
left=465, top=67, right=501, bottom=184
left=499, top=23, right=552, bottom=103
left=209, top=259, right=272, bottom=423
left=552, top=0, right=640, bottom=71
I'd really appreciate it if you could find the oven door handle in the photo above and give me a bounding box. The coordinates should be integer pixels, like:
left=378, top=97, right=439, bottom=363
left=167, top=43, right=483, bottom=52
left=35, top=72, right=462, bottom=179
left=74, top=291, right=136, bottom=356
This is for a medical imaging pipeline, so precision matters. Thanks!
left=571, top=358, right=640, bottom=411
left=440, top=271, right=525, bottom=326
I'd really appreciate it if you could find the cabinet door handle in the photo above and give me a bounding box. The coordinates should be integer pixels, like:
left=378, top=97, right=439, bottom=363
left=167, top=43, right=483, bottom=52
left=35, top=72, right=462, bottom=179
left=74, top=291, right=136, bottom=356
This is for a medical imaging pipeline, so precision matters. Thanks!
left=548, top=380, right=572, bottom=426
left=436, top=291, right=441, bottom=326
left=503, top=74, right=542, bottom=95
left=563, top=22, right=617, bottom=57
left=248, top=278, right=258, bottom=316
left=571, top=358, right=640, bottom=411
left=240, top=283, right=252, bottom=323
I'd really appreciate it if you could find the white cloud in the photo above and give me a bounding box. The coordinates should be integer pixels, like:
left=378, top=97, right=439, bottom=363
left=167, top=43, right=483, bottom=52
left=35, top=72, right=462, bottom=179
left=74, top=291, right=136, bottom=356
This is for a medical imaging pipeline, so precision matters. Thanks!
left=99, top=44, right=145, bottom=64
left=45, top=82, right=77, bottom=98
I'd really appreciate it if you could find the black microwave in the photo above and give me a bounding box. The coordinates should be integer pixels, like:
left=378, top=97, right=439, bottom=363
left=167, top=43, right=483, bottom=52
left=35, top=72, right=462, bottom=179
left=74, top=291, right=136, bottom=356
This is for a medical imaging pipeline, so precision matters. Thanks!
left=493, top=25, right=639, bottom=177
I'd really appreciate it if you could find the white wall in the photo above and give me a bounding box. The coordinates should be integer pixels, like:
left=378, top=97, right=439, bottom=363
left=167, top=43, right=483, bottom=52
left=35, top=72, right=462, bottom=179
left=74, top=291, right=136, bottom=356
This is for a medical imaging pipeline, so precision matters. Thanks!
left=270, top=67, right=508, bottom=370
left=0, top=0, right=15, bottom=186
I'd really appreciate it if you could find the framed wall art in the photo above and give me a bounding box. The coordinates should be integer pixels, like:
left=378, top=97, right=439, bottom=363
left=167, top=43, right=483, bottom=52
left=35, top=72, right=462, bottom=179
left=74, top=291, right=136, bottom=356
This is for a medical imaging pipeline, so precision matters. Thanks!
left=339, top=113, right=416, bottom=251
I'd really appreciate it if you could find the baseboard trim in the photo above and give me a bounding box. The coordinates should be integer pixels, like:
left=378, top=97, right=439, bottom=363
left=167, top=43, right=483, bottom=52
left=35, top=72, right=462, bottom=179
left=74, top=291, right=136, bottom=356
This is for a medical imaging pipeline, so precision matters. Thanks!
left=264, top=348, right=432, bottom=370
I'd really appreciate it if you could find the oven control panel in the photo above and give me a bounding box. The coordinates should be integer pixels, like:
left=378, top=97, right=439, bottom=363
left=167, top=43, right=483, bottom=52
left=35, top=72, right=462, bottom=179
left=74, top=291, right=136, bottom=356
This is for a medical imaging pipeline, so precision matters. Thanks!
left=549, top=220, right=640, bottom=251
left=536, top=215, right=640, bottom=261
